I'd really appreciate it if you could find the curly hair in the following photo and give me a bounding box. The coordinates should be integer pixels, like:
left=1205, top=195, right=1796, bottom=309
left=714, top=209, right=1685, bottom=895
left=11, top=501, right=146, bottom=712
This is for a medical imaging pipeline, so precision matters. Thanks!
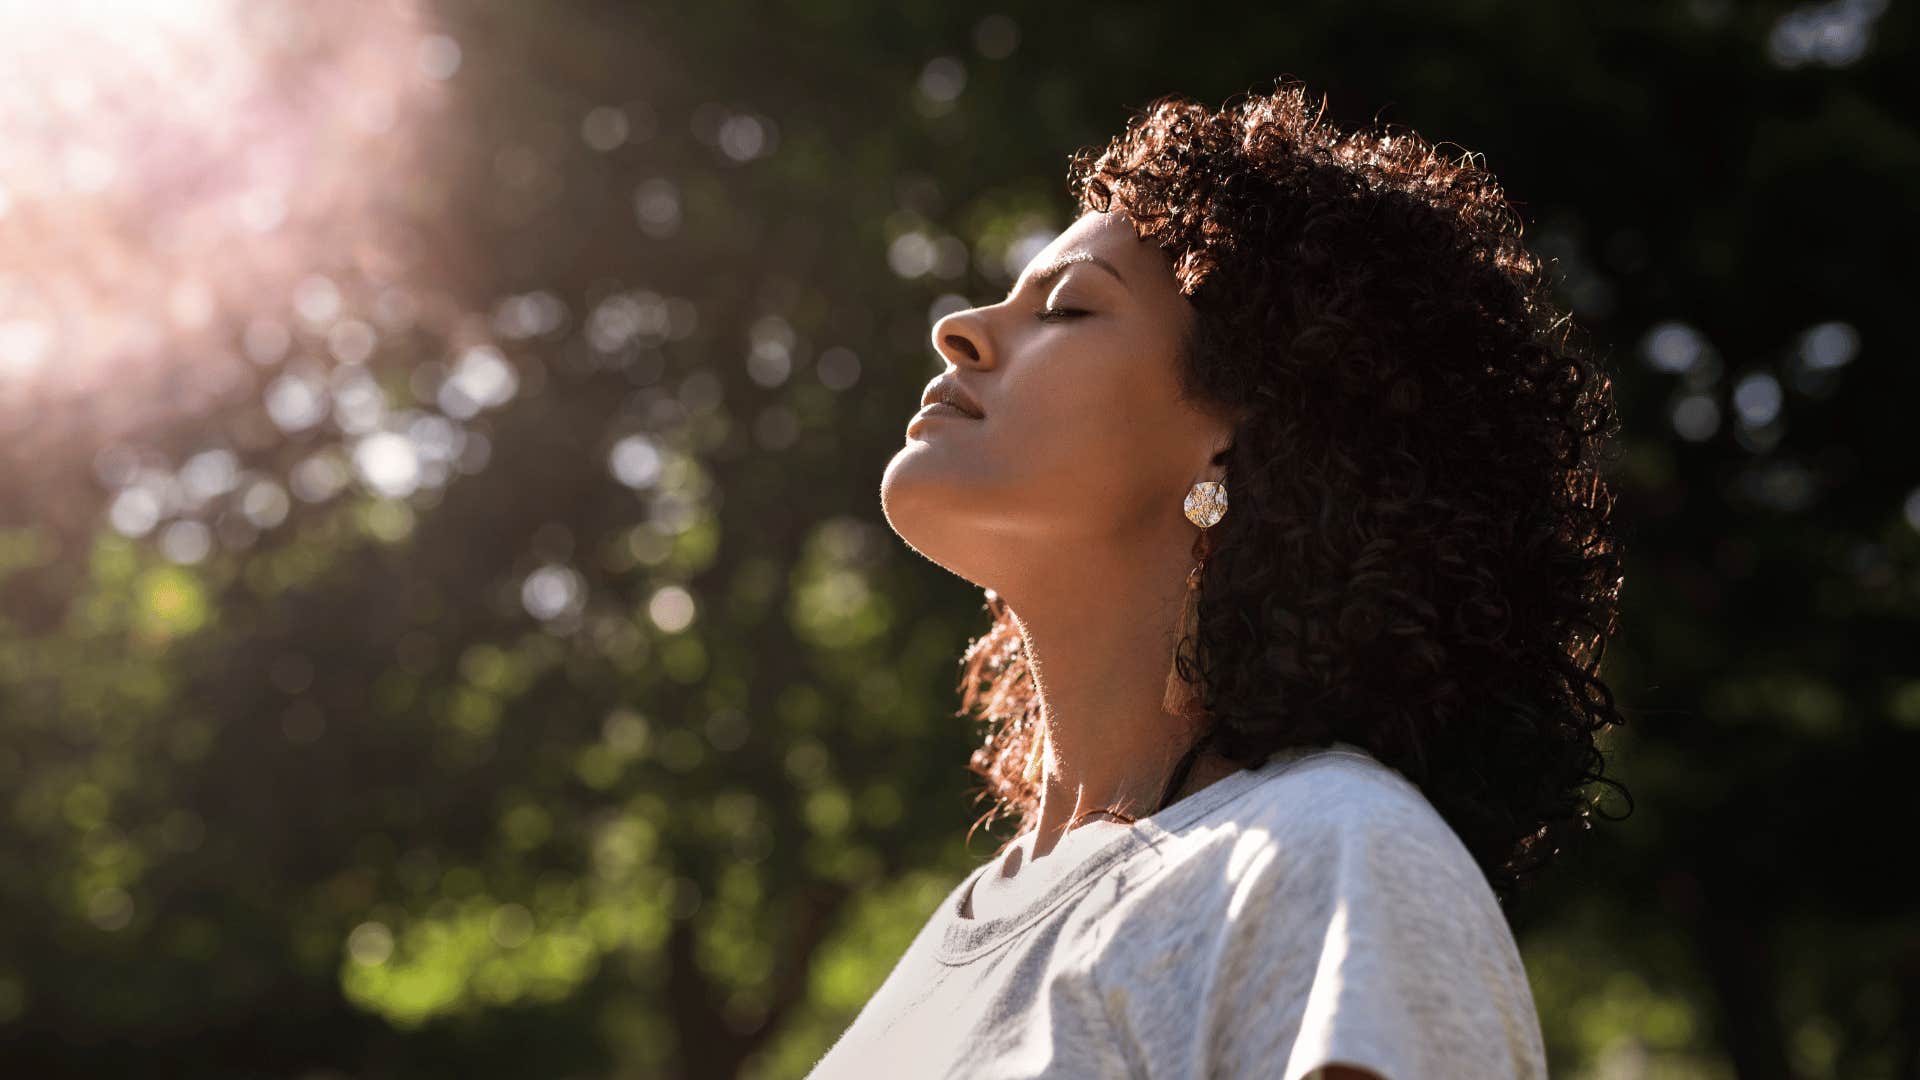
left=956, top=79, right=1631, bottom=907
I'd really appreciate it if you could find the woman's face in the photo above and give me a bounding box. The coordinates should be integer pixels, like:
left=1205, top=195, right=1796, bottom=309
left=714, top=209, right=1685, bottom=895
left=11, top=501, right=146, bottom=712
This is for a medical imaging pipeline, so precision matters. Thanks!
left=880, top=208, right=1234, bottom=592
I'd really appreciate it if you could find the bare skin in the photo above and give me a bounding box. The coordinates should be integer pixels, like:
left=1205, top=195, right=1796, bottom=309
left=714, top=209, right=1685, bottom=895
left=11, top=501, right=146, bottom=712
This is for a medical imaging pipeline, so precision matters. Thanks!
left=879, top=208, right=1247, bottom=891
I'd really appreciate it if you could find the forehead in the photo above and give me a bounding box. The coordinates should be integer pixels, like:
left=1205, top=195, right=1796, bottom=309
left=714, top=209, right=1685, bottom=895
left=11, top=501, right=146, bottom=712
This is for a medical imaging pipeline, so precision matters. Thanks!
left=1024, top=209, right=1185, bottom=312
left=1037, top=209, right=1155, bottom=267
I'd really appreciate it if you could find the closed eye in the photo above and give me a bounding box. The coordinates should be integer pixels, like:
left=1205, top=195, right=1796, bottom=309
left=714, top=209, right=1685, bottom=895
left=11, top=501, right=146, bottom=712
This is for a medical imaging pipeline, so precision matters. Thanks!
left=1037, top=307, right=1087, bottom=322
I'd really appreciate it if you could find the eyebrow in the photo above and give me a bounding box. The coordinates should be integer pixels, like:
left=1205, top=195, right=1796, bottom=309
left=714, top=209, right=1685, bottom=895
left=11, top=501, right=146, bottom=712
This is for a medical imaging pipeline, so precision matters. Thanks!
left=1007, top=251, right=1127, bottom=299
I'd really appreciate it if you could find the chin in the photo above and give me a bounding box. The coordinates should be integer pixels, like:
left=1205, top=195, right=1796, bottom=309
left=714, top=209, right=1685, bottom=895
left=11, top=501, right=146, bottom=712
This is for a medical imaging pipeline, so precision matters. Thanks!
left=878, top=456, right=987, bottom=582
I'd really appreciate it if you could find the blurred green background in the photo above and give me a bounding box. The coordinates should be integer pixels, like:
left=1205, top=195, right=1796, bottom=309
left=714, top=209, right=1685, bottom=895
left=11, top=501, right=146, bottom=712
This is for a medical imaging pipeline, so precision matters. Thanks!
left=0, top=0, right=1913, bottom=1076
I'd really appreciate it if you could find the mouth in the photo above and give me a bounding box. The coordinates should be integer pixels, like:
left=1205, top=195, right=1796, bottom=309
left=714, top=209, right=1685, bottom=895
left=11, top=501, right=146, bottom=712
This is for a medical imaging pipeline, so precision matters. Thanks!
left=920, top=377, right=986, bottom=420
left=906, top=401, right=982, bottom=436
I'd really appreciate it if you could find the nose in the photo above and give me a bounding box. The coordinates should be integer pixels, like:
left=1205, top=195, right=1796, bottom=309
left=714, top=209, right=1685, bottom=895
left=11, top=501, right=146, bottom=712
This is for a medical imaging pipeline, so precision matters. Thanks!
left=930, top=306, right=989, bottom=370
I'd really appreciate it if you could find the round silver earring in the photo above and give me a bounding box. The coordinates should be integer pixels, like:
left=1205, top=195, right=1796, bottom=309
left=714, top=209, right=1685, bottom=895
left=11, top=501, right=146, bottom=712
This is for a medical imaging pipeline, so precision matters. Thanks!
left=1183, top=480, right=1227, bottom=528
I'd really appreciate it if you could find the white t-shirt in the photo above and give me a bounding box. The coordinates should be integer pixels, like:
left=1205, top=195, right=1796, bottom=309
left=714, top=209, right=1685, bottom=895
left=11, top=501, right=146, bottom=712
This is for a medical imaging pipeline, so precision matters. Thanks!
left=805, top=741, right=1549, bottom=1079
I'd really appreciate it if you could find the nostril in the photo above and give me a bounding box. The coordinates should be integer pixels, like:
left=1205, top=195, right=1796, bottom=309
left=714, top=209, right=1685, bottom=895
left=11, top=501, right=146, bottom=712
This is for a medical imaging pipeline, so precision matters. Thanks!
left=943, top=334, right=980, bottom=362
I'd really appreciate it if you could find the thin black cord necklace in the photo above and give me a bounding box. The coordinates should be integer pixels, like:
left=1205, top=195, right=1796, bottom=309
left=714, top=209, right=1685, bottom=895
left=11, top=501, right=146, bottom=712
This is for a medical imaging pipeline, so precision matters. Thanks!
left=1062, top=734, right=1213, bottom=831
left=1067, top=808, right=1136, bottom=828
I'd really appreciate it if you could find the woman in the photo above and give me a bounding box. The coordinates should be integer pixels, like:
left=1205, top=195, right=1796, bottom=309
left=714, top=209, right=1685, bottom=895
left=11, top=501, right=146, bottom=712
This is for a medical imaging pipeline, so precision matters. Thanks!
left=811, top=79, right=1628, bottom=1080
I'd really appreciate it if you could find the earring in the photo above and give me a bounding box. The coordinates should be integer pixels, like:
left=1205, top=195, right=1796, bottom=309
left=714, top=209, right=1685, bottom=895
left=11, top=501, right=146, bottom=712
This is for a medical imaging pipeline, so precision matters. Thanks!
left=1164, top=480, right=1226, bottom=722
left=1183, top=480, right=1227, bottom=528
left=1022, top=731, right=1044, bottom=784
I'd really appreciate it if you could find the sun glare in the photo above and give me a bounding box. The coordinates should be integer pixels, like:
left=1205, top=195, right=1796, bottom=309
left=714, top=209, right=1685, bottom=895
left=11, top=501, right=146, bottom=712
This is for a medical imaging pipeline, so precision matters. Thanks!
left=0, top=0, right=454, bottom=442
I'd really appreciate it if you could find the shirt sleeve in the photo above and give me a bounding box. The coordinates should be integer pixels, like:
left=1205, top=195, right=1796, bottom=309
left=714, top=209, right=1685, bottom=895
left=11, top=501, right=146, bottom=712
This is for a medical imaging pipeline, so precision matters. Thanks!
left=1087, top=762, right=1551, bottom=1080
left=1221, top=801, right=1550, bottom=1080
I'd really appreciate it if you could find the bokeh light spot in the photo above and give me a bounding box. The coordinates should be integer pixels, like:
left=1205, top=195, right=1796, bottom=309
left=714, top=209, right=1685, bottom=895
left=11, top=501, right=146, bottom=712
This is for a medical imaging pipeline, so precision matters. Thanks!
left=415, top=34, right=461, bottom=80
left=1641, top=320, right=1709, bottom=375
left=920, top=57, right=965, bottom=101
left=136, top=564, right=209, bottom=641
left=522, top=563, right=586, bottom=622
left=1732, top=372, right=1783, bottom=428
left=87, top=887, right=135, bottom=931
left=815, top=345, right=860, bottom=391
left=633, top=178, right=681, bottom=237
left=608, top=435, right=663, bottom=490
left=489, top=903, right=534, bottom=948
left=108, top=487, right=161, bottom=537
left=581, top=105, right=630, bottom=151
left=973, top=14, right=1020, bottom=59
left=348, top=920, right=395, bottom=966
left=353, top=432, right=422, bottom=499
left=1671, top=394, right=1721, bottom=442
left=159, top=520, right=214, bottom=565
left=438, top=345, right=519, bottom=419
left=266, top=371, right=329, bottom=434
left=647, top=585, right=695, bottom=633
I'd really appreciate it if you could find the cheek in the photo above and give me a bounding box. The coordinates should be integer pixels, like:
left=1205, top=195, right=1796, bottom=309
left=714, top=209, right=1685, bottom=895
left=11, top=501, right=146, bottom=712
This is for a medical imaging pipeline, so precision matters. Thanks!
left=993, top=352, right=1171, bottom=503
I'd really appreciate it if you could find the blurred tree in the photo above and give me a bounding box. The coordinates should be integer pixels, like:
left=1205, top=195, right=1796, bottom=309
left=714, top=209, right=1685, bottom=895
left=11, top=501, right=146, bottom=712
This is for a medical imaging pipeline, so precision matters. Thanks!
left=0, top=0, right=1914, bottom=1078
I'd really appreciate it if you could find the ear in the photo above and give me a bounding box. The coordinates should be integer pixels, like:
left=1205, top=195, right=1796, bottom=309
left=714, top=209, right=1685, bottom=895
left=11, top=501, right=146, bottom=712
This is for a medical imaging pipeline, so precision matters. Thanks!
left=1207, top=423, right=1241, bottom=469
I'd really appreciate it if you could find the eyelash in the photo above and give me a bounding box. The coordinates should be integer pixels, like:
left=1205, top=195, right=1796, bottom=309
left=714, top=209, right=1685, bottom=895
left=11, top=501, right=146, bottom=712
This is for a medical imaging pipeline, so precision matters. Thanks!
left=1037, top=306, right=1087, bottom=322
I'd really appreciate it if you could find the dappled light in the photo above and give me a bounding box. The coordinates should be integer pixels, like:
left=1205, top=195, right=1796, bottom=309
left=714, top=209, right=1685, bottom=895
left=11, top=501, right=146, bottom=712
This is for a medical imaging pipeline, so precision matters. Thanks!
left=0, top=1, right=1913, bottom=1077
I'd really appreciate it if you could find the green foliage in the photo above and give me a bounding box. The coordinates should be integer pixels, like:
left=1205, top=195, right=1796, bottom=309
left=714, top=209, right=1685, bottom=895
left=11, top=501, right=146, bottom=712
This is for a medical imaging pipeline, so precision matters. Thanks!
left=0, top=0, right=1913, bottom=1077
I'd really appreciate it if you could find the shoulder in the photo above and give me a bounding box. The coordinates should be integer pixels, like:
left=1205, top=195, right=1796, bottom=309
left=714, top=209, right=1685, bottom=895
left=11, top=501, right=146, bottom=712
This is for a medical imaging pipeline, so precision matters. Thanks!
left=1089, top=746, right=1548, bottom=1079
left=1105, top=745, right=1506, bottom=940
left=1202, top=747, right=1484, bottom=889
left=1238, top=746, right=1456, bottom=838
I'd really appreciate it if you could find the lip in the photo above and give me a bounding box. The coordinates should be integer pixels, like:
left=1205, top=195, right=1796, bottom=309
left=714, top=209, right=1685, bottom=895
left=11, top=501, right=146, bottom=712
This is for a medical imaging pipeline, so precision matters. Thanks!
left=920, top=376, right=986, bottom=420
left=906, top=401, right=982, bottom=437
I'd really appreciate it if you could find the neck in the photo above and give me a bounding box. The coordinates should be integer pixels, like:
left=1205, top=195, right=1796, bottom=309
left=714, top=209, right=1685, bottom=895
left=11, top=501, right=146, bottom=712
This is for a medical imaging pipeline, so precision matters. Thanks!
left=998, top=535, right=1230, bottom=862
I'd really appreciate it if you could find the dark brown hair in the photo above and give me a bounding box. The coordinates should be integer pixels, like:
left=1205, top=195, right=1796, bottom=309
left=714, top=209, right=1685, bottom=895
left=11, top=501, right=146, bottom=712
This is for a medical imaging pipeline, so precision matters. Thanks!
left=957, top=79, right=1630, bottom=906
